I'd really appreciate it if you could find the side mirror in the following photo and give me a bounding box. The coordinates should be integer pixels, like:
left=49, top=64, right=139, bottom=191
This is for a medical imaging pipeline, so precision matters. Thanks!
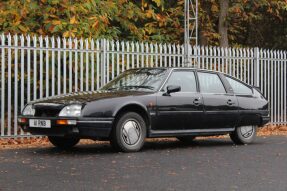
left=164, top=85, right=181, bottom=96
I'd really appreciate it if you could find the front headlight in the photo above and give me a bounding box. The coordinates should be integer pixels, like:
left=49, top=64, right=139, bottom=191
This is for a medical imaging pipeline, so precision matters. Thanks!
left=22, top=104, right=35, bottom=116
left=59, top=105, right=82, bottom=117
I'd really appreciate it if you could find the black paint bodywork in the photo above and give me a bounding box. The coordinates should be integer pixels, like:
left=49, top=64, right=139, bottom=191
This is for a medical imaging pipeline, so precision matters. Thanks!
left=19, top=68, right=270, bottom=139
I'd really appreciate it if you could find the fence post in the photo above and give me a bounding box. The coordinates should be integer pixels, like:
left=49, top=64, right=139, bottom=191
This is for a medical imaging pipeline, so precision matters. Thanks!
left=254, top=47, right=260, bottom=87
left=194, top=46, right=198, bottom=68
left=1, top=34, right=5, bottom=136
left=100, top=39, right=107, bottom=87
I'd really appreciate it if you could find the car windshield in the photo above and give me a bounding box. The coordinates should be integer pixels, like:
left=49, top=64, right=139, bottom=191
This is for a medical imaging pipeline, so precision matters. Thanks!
left=101, top=68, right=168, bottom=92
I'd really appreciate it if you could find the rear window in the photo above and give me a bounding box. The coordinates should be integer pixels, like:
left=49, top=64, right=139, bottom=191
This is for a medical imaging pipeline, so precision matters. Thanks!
left=226, top=77, right=253, bottom=95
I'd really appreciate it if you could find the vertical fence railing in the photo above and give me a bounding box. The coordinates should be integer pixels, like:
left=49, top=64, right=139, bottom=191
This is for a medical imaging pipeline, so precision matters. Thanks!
left=0, top=34, right=286, bottom=138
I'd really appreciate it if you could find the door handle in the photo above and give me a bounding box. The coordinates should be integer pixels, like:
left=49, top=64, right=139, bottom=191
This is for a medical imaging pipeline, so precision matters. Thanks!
left=193, top=98, right=201, bottom=106
left=227, top=99, right=234, bottom=105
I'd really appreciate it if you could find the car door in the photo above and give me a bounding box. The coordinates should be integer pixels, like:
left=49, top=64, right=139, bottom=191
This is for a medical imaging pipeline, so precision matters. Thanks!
left=225, top=75, right=262, bottom=126
left=197, top=71, right=239, bottom=129
left=155, top=70, right=204, bottom=130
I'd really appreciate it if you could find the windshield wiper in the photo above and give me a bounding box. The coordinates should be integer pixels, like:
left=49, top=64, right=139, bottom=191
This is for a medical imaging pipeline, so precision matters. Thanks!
left=106, top=87, right=119, bottom=91
left=107, top=85, right=154, bottom=91
left=122, top=85, right=155, bottom=90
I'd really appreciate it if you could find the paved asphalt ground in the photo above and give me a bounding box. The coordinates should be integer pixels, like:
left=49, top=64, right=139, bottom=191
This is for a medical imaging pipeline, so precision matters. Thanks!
left=0, top=136, right=287, bottom=191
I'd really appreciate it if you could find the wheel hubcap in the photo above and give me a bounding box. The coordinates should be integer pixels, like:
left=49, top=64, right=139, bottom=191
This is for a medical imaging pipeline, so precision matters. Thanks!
left=240, top=126, right=254, bottom=138
left=121, top=120, right=141, bottom=145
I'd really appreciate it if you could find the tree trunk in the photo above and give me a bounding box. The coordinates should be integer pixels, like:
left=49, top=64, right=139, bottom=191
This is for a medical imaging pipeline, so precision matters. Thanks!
left=218, top=0, right=229, bottom=47
left=199, top=0, right=211, bottom=46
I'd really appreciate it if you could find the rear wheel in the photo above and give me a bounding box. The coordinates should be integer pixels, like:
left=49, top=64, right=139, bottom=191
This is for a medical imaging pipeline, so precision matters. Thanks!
left=229, top=125, right=257, bottom=145
left=110, top=112, right=146, bottom=152
left=48, top=136, right=80, bottom=149
left=177, top=136, right=196, bottom=144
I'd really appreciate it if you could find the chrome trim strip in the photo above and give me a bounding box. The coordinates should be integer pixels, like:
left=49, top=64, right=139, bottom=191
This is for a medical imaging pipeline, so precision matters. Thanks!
left=77, top=121, right=113, bottom=124
left=150, top=127, right=235, bottom=135
left=205, top=111, right=239, bottom=114
left=166, top=91, right=199, bottom=94
left=158, top=110, right=204, bottom=114
left=200, top=92, right=233, bottom=95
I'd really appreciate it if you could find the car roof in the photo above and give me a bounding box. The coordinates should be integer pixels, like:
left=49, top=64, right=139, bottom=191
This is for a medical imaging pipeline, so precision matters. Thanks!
left=132, top=67, right=224, bottom=75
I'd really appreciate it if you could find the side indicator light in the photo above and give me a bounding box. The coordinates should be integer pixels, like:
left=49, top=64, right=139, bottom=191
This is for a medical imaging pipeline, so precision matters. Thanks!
left=56, top=120, right=68, bottom=125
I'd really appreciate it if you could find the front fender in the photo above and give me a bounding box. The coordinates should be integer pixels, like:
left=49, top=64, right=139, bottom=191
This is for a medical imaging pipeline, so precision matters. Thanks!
left=112, top=101, right=149, bottom=117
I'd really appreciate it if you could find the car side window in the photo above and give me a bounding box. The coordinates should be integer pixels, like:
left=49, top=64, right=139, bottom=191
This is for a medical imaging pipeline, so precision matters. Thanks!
left=198, top=72, right=226, bottom=94
left=226, top=76, right=253, bottom=95
left=163, top=71, right=197, bottom=92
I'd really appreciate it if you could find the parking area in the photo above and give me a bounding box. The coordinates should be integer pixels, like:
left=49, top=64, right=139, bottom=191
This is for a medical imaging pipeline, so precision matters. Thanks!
left=0, top=136, right=287, bottom=191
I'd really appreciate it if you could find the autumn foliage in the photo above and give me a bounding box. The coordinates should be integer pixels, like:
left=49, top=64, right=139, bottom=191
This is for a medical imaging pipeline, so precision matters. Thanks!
left=0, top=0, right=286, bottom=48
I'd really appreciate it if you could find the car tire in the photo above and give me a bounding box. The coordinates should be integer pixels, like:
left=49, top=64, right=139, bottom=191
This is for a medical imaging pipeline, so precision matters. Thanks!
left=229, top=125, right=257, bottom=145
left=110, top=112, right=146, bottom=152
left=177, top=136, right=196, bottom=144
left=48, top=136, right=80, bottom=149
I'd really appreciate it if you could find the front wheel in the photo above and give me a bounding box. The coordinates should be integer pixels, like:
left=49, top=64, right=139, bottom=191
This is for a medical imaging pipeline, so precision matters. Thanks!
left=48, top=136, right=80, bottom=149
left=110, top=112, right=146, bottom=152
left=229, top=125, right=257, bottom=145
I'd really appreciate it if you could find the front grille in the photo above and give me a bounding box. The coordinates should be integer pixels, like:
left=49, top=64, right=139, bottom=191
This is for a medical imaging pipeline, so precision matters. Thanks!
left=33, top=103, right=64, bottom=117
left=35, top=108, right=61, bottom=117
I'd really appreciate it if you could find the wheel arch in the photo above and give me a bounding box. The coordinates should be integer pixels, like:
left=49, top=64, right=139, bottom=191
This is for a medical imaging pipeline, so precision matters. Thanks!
left=113, top=103, right=151, bottom=134
left=236, top=113, right=262, bottom=127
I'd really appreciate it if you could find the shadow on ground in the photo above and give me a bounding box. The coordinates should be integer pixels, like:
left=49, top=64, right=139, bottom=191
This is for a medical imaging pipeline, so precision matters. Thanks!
left=31, top=138, right=264, bottom=156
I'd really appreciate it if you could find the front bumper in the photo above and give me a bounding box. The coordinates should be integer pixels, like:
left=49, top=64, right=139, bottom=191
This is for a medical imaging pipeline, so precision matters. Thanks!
left=18, top=116, right=114, bottom=138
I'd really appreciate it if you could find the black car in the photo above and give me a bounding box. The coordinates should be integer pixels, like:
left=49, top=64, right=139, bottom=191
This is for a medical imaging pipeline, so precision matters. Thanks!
left=18, top=68, right=270, bottom=152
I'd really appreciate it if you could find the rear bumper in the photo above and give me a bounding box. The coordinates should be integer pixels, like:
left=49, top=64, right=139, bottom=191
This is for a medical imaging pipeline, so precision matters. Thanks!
left=261, top=115, right=270, bottom=127
left=18, top=116, right=114, bottom=138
